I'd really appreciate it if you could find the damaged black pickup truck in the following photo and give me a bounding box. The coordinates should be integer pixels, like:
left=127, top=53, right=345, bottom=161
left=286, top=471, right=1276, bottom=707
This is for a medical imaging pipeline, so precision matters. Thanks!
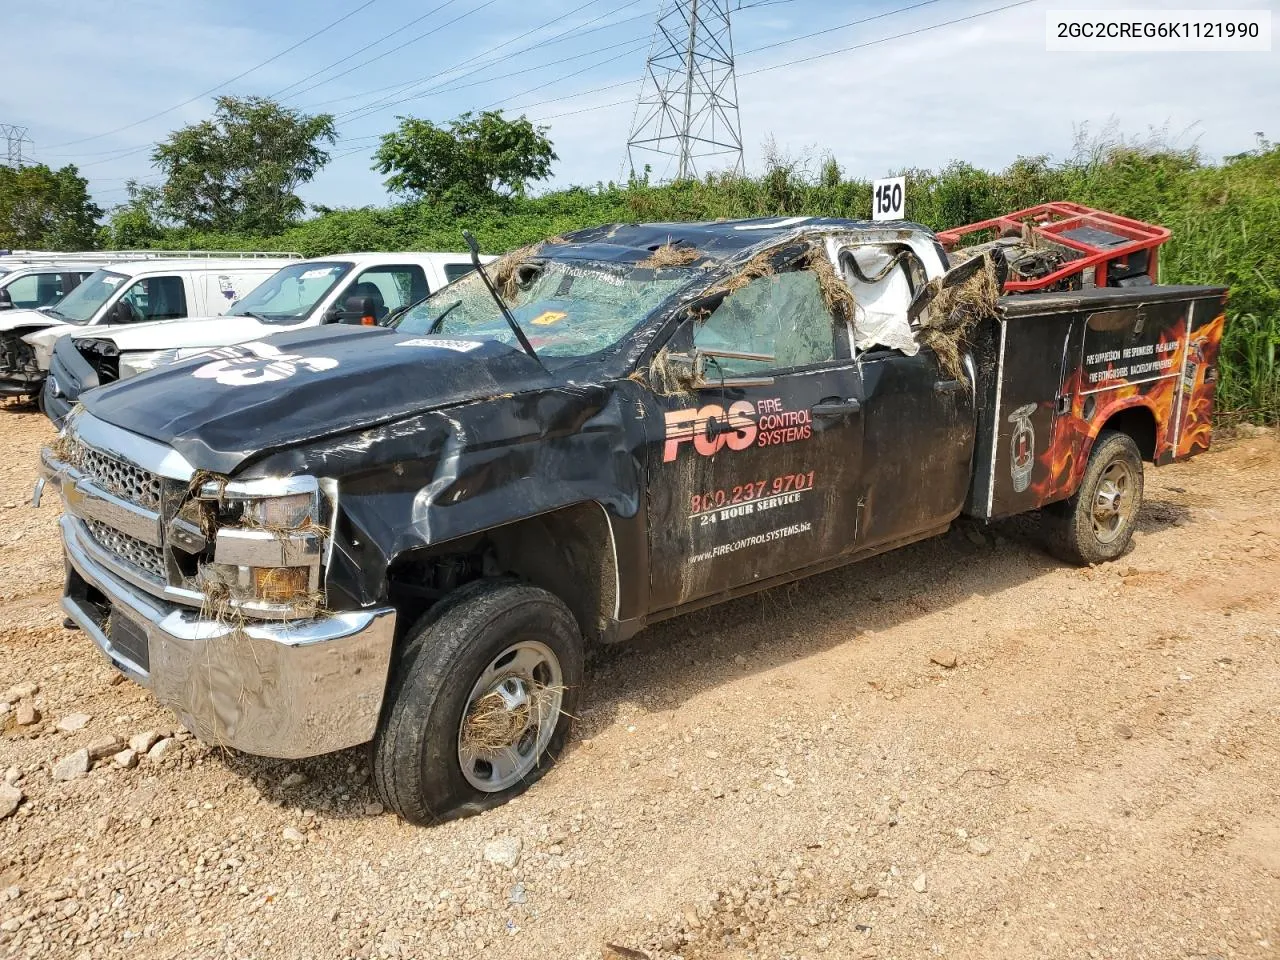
left=36, top=215, right=1227, bottom=824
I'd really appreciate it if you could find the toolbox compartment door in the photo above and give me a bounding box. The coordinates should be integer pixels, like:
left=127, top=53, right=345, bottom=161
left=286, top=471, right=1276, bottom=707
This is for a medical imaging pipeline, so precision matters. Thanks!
left=966, top=312, right=1073, bottom=519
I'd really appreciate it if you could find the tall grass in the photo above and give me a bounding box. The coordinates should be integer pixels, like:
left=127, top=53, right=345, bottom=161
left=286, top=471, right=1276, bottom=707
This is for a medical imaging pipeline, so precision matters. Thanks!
left=113, top=135, right=1280, bottom=422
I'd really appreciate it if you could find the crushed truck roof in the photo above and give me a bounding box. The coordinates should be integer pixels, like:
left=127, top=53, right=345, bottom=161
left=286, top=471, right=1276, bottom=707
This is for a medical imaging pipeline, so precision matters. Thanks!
left=549, top=217, right=924, bottom=263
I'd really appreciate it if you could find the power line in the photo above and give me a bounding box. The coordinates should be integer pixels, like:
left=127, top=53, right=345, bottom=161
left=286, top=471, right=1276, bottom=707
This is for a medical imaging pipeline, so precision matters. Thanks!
left=62, top=0, right=936, bottom=165
left=294, top=0, right=645, bottom=112
left=269, top=0, right=464, bottom=100
left=42, top=0, right=383, bottom=150
left=339, top=34, right=654, bottom=128
left=271, top=0, right=504, bottom=104
left=299, top=0, right=649, bottom=112
left=361, top=0, right=963, bottom=140
left=84, top=0, right=1038, bottom=184
left=53, top=0, right=648, bottom=166
left=330, top=0, right=650, bottom=124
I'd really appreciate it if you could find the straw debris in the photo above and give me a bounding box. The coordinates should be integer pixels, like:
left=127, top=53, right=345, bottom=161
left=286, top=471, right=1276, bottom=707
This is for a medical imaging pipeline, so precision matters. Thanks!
left=461, top=682, right=565, bottom=752
left=916, top=252, right=1002, bottom=380
left=638, top=349, right=696, bottom=397
left=705, top=249, right=776, bottom=300
left=801, top=239, right=857, bottom=323
left=49, top=431, right=81, bottom=467
left=639, top=242, right=703, bottom=269
left=490, top=242, right=545, bottom=303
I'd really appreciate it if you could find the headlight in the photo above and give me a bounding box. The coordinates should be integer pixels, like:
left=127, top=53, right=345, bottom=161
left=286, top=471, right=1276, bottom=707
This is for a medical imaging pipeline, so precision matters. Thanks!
left=246, top=492, right=316, bottom=529
left=118, top=349, right=178, bottom=379
left=195, top=476, right=326, bottom=615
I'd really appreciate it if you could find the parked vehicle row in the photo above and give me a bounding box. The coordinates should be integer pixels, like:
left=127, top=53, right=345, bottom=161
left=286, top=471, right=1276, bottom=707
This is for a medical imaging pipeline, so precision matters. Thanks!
left=43, top=252, right=484, bottom=421
left=0, top=251, right=300, bottom=403
left=0, top=249, right=300, bottom=313
left=0, top=248, right=484, bottom=415
left=32, top=211, right=1228, bottom=825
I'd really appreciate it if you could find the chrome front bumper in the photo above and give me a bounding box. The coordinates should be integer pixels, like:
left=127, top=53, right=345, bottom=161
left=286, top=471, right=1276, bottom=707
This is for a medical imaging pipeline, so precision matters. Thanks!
left=45, top=462, right=397, bottom=759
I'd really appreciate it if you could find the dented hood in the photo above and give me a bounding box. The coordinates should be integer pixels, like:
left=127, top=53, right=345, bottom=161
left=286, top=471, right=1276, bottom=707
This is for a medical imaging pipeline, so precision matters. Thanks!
left=81, top=325, right=556, bottom=473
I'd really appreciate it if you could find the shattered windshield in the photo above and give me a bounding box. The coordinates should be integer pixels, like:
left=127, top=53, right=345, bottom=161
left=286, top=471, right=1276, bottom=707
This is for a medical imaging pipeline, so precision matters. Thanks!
left=394, top=259, right=694, bottom=359
left=44, top=269, right=128, bottom=324
left=228, top=260, right=351, bottom=323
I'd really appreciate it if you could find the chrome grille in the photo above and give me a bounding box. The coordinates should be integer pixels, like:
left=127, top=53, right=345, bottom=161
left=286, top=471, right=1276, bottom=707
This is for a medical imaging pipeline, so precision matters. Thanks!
left=66, top=438, right=162, bottom=509
left=84, top=518, right=166, bottom=582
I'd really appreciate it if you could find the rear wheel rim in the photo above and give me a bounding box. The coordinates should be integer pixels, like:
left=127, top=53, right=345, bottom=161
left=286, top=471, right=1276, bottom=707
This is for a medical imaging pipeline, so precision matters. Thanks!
left=1091, top=460, right=1135, bottom=544
left=457, top=640, right=564, bottom=792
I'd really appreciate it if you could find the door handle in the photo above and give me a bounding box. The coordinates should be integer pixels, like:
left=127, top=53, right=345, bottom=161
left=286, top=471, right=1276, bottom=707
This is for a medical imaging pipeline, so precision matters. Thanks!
left=934, top=379, right=965, bottom=394
left=811, top=398, right=861, bottom=417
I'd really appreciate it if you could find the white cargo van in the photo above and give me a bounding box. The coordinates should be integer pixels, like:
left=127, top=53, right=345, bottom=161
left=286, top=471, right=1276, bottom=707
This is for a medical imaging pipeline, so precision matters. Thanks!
left=0, top=256, right=297, bottom=399
left=42, top=251, right=487, bottom=420
left=0, top=262, right=103, bottom=311
left=0, top=248, right=253, bottom=312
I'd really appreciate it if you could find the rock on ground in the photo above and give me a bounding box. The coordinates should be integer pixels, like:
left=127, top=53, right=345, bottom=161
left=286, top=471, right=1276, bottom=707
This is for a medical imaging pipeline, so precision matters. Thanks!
left=0, top=783, right=21, bottom=819
left=51, top=749, right=89, bottom=781
left=483, top=837, right=523, bottom=868
left=54, top=712, right=91, bottom=732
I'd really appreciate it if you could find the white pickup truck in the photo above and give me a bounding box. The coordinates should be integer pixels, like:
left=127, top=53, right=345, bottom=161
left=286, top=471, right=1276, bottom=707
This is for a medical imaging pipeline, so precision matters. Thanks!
left=43, top=251, right=488, bottom=422
left=1, top=255, right=298, bottom=404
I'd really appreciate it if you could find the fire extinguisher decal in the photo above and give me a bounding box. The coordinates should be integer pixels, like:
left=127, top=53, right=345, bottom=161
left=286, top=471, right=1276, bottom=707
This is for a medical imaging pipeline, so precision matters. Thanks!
left=1181, top=340, right=1205, bottom=396
left=1009, top=403, right=1037, bottom=493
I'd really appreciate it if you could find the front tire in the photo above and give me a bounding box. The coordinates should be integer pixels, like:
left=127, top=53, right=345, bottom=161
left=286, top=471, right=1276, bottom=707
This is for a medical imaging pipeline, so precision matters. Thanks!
left=372, top=580, right=583, bottom=825
left=1044, top=429, right=1144, bottom=565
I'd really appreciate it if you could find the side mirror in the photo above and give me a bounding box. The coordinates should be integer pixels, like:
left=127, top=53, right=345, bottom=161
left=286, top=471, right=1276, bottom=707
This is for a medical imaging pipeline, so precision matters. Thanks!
left=0, top=288, right=11, bottom=310
left=338, top=296, right=378, bottom=326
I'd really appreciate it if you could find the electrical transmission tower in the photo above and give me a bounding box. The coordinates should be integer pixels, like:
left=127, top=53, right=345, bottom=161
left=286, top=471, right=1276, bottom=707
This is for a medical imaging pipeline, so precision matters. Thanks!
left=0, top=124, right=32, bottom=167
left=625, top=0, right=744, bottom=181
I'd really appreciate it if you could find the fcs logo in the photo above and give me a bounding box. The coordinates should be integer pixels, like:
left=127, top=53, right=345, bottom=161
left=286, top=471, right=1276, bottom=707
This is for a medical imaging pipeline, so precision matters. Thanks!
left=663, top=401, right=757, bottom=462
left=193, top=341, right=338, bottom=386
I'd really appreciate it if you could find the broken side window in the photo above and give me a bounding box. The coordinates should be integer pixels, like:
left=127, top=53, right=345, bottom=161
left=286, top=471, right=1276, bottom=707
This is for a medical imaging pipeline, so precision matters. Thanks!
left=692, top=270, right=836, bottom=377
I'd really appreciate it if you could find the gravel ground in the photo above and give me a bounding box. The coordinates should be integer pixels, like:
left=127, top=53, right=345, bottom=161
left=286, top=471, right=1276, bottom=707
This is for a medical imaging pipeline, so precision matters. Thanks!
left=1, top=401, right=1278, bottom=960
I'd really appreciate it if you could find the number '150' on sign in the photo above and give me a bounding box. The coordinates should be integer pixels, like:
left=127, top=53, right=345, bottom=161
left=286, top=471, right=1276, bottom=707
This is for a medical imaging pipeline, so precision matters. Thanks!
left=873, top=176, right=905, bottom=221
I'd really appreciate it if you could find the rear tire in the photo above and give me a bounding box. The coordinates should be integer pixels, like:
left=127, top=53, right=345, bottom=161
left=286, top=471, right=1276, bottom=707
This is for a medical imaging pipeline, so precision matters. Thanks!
left=372, top=579, right=583, bottom=825
left=1044, top=429, right=1144, bottom=565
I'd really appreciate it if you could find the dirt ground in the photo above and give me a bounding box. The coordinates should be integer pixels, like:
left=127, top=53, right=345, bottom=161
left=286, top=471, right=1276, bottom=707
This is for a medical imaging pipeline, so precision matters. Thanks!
left=0, top=401, right=1278, bottom=960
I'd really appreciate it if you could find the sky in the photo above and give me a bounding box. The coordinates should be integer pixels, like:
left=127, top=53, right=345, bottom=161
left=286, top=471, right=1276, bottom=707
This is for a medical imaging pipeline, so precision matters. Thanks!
left=0, top=0, right=1275, bottom=215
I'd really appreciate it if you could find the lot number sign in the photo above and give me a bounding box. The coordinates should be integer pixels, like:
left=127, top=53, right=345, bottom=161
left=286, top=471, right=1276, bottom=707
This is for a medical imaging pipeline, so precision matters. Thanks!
left=872, top=176, right=906, bottom=221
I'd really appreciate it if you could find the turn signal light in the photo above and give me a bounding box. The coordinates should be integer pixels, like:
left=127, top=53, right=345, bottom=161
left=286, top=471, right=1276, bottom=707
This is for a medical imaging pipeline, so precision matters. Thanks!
left=252, top=566, right=310, bottom=603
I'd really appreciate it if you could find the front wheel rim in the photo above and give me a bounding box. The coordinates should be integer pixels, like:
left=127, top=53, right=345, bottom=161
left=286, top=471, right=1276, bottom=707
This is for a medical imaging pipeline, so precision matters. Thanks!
left=1091, top=459, right=1136, bottom=544
left=457, top=640, right=564, bottom=792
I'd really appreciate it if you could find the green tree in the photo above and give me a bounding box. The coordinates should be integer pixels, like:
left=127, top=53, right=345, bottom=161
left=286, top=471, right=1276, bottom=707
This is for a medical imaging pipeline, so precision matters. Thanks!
left=151, top=95, right=336, bottom=234
left=373, top=110, right=557, bottom=208
left=101, top=179, right=166, bottom=248
left=0, top=163, right=101, bottom=249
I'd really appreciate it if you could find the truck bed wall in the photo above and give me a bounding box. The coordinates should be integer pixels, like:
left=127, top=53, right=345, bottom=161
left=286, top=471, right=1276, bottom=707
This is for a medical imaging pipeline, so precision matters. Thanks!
left=965, top=285, right=1228, bottom=520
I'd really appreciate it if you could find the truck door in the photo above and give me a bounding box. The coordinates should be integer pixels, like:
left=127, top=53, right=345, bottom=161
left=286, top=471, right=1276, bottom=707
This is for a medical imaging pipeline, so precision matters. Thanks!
left=834, top=241, right=977, bottom=543
left=856, top=347, right=976, bottom=545
left=643, top=267, right=865, bottom=612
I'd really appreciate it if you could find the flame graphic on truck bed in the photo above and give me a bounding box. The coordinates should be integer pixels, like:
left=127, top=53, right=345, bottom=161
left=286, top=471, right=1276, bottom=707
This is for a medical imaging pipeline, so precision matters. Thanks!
left=1026, top=304, right=1225, bottom=505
